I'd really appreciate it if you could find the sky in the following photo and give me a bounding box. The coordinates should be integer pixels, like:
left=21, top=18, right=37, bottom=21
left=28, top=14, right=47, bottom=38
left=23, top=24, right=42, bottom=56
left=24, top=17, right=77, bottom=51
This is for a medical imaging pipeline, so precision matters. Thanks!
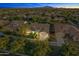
left=0, top=3, right=79, bottom=8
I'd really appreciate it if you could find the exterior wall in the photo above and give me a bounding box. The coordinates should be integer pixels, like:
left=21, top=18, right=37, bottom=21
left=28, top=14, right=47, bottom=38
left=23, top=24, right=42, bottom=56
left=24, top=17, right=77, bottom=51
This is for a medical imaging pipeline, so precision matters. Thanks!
left=54, top=23, right=65, bottom=46
left=39, top=32, right=49, bottom=41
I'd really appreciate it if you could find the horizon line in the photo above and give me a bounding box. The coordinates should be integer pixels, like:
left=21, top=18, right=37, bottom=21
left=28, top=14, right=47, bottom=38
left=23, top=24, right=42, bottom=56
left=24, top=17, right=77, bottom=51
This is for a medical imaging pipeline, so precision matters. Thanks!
left=0, top=3, right=79, bottom=8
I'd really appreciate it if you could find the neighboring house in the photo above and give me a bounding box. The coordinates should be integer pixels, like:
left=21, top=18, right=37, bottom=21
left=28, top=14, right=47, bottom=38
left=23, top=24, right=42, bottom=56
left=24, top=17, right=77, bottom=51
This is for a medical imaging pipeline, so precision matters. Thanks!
left=3, top=20, right=25, bottom=32
left=54, top=17, right=64, bottom=21
left=0, top=20, right=10, bottom=27
left=53, top=23, right=79, bottom=46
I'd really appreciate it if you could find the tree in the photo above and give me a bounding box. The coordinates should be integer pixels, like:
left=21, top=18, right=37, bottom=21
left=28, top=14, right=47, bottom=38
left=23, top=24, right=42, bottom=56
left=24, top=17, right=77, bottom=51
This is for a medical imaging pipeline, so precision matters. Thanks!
left=59, top=33, right=79, bottom=56
left=10, top=37, right=26, bottom=54
left=24, top=39, right=51, bottom=56
left=19, top=23, right=30, bottom=36
left=0, top=37, right=9, bottom=50
left=60, top=41, right=79, bottom=56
